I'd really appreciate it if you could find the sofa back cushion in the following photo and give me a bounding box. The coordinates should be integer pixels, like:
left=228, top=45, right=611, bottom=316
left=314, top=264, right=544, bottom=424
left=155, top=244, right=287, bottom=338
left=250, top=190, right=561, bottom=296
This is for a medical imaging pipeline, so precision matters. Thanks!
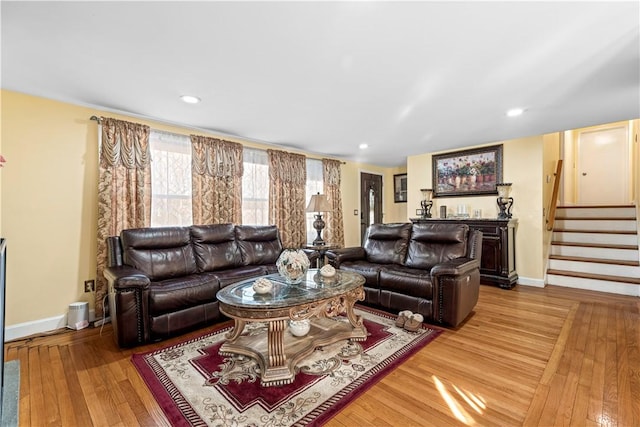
left=405, top=223, right=468, bottom=269
left=236, top=225, right=283, bottom=265
left=363, top=223, right=412, bottom=264
left=190, top=224, right=243, bottom=272
left=121, top=227, right=197, bottom=281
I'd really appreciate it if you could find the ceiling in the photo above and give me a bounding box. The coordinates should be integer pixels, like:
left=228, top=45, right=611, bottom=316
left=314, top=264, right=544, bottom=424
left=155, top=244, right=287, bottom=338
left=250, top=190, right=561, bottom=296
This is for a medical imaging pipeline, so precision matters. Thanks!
left=2, top=1, right=639, bottom=167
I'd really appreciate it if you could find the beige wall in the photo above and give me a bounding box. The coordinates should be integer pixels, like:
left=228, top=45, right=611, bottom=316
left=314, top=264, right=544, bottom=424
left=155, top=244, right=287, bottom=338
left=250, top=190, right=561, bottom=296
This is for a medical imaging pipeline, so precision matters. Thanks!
left=0, top=90, right=392, bottom=326
left=630, top=119, right=640, bottom=206
left=407, top=136, right=547, bottom=284
left=2, top=91, right=101, bottom=327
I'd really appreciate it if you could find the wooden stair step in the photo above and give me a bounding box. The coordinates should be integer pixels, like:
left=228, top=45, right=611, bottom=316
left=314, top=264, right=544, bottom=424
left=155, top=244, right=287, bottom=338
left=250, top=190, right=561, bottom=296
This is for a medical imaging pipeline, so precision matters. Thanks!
left=547, top=269, right=640, bottom=285
left=549, top=254, right=639, bottom=266
left=550, top=241, right=639, bottom=250
left=553, top=228, right=637, bottom=235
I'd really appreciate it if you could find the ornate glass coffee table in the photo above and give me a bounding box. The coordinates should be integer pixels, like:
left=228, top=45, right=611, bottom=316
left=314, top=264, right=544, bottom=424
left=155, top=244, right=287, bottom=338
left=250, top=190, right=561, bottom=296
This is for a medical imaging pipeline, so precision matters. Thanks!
left=216, top=269, right=366, bottom=386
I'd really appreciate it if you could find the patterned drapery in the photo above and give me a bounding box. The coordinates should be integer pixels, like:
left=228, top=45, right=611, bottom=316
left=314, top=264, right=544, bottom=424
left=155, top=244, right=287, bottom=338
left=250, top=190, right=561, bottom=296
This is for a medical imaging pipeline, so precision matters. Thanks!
left=191, top=135, right=243, bottom=225
left=322, top=159, right=345, bottom=247
left=95, top=117, right=151, bottom=318
left=268, top=149, right=307, bottom=248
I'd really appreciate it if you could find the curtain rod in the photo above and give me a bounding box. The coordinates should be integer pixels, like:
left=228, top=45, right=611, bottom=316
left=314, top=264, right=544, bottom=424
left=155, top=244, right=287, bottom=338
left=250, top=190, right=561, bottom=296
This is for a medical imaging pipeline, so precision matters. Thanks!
left=88, top=115, right=346, bottom=164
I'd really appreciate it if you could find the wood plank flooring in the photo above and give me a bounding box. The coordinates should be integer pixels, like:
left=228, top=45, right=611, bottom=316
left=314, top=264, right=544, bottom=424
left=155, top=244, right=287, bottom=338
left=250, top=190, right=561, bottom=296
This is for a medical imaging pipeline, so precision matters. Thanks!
left=5, top=284, right=639, bottom=426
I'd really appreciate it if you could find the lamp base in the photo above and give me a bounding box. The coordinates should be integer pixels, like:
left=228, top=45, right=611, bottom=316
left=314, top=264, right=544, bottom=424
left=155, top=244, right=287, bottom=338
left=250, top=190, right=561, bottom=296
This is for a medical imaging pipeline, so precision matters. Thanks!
left=421, top=200, right=433, bottom=218
left=312, top=214, right=326, bottom=246
left=497, top=197, right=514, bottom=219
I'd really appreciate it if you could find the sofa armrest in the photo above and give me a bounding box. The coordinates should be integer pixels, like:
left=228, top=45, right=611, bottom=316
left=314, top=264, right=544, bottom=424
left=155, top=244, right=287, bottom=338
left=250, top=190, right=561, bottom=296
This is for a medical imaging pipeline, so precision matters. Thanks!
left=325, top=247, right=366, bottom=268
left=104, top=266, right=150, bottom=347
left=467, top=229, right=483, bottom=262
left=430, top=257, right=479, bottom=277
left=431, top=257, right=480, bottom=327
left=104, top=265, right=151, bottom=291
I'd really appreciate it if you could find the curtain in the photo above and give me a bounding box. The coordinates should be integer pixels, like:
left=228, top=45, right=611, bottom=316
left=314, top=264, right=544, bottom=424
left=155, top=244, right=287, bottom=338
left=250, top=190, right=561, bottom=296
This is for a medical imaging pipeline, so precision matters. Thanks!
left=323, top=158, right=345, bottom=247
left=191, top=135, right=243, bottom=225
left=268, top=149, right=307, bottom=248
left=95, top=117, right=151, bottom=318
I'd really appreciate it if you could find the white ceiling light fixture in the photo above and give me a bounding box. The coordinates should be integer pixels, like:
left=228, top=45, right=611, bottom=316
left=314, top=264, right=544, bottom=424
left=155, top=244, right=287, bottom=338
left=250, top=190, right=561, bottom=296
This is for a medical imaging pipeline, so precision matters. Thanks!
left=359, top=143, right=369, bottom=150
left=506, top=108, right=525, bottom=117
left=180, top=95, right=201, bottom=104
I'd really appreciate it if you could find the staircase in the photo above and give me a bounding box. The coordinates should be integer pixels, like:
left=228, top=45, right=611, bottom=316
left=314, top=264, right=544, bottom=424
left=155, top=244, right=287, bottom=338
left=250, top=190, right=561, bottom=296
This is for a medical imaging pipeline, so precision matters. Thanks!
left=547, top=205, right=640, bottom=297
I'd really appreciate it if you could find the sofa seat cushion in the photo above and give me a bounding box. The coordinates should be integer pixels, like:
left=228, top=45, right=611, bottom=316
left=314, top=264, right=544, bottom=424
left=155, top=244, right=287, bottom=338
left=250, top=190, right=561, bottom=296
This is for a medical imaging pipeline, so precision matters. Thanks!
left=212, top=265, right=269, bottom=288
left=338, top=261, right=383, bottom=287
left=149, top=273, right=220, bottom=315
left=379, top=266, right=433, bottom=299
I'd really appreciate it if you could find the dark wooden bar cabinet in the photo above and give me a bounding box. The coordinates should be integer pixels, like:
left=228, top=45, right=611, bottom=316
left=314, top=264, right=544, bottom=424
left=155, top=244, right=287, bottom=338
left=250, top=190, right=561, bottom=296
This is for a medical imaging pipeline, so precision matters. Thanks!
left=410, top=217, right=518, bottom=289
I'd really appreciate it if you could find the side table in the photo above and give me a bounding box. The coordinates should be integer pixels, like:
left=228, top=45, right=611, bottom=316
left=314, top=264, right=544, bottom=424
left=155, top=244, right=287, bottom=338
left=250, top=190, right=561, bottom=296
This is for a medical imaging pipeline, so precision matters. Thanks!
left=303, top=243, right=339, bottom=268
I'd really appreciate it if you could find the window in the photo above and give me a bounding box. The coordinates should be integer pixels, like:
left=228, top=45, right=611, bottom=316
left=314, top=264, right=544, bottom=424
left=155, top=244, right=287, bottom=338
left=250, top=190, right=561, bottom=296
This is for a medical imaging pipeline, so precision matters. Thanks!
left=305, top=158, right=324, bottom=244
left=149, top=131, right=193, bottom=226
left=242, top=148, right=269, bottom=225
left=149, top=136, right=322, bottom=231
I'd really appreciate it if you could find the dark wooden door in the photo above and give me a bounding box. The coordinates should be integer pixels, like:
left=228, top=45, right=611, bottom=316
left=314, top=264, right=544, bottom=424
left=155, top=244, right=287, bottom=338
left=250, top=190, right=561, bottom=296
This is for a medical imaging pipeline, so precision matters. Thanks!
left=360, top=172, right=383, bottom=244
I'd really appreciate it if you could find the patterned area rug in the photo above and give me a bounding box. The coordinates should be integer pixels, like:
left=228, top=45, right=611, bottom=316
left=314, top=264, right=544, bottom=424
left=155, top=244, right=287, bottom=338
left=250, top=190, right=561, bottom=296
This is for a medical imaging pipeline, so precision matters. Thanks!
left=132, top=307, right=441, bottom=427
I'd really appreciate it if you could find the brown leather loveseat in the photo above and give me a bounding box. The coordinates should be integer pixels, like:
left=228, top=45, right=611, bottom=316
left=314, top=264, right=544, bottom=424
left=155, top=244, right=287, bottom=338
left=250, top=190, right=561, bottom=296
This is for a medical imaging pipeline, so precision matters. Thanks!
left=104, top=223, right=314, bottom=347
left=325, top=222, right=482, bottom=327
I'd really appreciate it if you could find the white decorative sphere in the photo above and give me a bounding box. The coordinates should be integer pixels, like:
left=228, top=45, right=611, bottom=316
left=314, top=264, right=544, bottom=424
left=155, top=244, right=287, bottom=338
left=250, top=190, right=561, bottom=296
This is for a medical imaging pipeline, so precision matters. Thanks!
left=320, top=264, right=336, bottom=278
left=252, top=278, right=273, bottom=294
left=289, top=319, right=311, bottom=337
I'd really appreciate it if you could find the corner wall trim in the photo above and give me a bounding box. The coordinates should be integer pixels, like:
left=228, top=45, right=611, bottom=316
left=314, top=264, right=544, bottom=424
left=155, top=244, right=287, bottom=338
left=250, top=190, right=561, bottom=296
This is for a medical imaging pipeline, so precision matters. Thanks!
left=517, top=277, right=545, bottom=288
left=5, top=314, right=67, bottom=342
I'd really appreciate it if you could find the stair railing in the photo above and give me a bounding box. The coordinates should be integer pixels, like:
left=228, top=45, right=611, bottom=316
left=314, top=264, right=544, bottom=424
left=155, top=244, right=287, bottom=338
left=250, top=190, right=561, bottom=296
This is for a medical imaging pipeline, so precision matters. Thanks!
left=546, top=160, right=563, bottom=231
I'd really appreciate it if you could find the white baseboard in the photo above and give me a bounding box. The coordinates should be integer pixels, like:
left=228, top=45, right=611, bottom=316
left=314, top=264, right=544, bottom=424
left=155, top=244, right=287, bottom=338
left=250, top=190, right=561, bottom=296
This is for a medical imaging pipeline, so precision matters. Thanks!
left=5, top=314, right=67, bottom=342
left=517, top=276, right=545, bottom=288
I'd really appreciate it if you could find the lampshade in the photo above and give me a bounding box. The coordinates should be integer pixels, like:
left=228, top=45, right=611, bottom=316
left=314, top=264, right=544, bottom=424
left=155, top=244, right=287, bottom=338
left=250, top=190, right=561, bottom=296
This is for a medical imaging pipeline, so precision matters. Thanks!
left=306, top=193, right=332, bottom=213
left=420, top=188, right=433, bottom=201
left=496, top=183, right=512, bottom=199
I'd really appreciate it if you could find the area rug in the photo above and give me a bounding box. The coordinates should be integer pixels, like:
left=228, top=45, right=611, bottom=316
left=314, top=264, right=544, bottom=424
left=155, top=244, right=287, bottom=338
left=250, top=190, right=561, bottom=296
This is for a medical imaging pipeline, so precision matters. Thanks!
left=132, top=307, right=441, bottom=427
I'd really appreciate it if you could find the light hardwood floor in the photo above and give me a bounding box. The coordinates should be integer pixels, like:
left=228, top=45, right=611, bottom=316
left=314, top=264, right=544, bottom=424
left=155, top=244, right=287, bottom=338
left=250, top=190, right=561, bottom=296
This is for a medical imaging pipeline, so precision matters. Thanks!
left=5, top=284, right=639, bottom=426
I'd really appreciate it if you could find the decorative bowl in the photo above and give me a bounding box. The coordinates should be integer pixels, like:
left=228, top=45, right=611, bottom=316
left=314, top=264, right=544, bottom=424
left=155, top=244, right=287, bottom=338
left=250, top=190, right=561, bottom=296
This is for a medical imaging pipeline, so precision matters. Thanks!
left=276, top=249, right=311, bottom=284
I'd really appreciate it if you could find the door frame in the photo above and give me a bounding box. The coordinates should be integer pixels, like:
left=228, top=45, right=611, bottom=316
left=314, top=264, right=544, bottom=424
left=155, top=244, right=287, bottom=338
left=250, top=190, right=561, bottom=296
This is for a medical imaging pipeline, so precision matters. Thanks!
left=359, top=170, right=384, bottom=244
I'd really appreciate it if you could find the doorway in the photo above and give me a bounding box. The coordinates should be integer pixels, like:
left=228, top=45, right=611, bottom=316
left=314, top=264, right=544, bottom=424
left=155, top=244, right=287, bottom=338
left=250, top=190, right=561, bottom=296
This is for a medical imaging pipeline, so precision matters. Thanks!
left=576, top=125, right=629, bottom=205
left=360, top=172, right=383, bottom=244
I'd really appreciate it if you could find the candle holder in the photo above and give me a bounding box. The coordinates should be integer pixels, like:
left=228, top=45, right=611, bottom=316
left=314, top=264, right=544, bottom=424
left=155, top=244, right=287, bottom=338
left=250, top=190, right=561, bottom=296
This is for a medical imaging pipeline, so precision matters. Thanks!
left=496, top=183, right=513, bottom=219
left=420, top=188, right=433, bottom=218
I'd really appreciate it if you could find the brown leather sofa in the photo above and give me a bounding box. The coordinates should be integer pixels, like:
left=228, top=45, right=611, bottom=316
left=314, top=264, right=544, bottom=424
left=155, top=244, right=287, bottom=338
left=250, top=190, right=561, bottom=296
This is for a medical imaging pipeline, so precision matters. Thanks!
left=104, top=223, right=317, bottom=347
left=325, top=222, right=482, bottom=327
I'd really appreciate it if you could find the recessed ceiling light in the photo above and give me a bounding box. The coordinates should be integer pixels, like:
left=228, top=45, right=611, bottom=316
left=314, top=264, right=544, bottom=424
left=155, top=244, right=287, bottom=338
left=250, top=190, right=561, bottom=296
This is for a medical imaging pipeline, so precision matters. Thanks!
left=180, top=95, right=201, bottom=104
left=359, top=143, right=369, bottom=150
left=506, top=108, right=524, bottom=117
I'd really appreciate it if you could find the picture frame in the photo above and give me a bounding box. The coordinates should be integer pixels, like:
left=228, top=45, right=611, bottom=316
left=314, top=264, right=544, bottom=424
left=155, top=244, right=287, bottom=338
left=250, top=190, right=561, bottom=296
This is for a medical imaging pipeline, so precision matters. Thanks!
left=393, top=173, right=407, bottom=203
left=432, top=144, right=503, bottom=197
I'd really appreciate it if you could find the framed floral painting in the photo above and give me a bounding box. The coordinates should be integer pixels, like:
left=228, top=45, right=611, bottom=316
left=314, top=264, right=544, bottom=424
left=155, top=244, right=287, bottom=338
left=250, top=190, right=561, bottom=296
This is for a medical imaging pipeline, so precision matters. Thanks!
left=432, top=144, right=503, bottom=197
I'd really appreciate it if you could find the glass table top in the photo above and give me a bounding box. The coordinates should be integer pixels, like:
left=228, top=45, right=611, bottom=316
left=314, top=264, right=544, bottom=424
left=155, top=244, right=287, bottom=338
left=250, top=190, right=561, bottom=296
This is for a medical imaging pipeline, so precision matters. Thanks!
left=216, top=269, right=364, bottom=309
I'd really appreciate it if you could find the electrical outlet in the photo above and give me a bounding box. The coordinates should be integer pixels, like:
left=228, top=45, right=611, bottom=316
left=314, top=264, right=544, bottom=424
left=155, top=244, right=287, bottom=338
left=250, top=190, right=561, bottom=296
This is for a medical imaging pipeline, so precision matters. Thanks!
left=84, top=279, right=95, bottom=293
